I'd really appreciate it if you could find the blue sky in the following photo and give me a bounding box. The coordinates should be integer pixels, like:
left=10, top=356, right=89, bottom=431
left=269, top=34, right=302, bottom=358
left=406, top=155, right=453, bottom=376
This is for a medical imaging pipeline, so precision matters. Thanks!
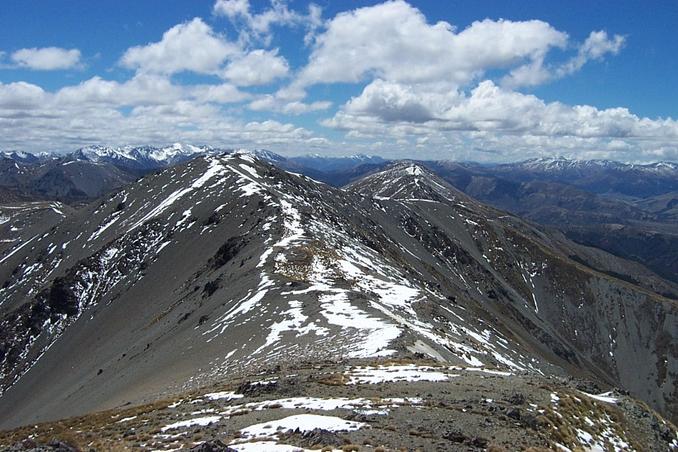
left=0, top=0, right=676, bottom=161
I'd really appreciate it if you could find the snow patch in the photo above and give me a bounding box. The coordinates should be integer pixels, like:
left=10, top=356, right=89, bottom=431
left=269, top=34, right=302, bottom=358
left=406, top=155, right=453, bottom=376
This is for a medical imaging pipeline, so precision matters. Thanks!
left=160, top=415, right=221, bottom=432
left=203, top=391, right=244, bottom=401
left=238, top=414, right=365, bottom=440
left=346, top=364, right=453, bottom=384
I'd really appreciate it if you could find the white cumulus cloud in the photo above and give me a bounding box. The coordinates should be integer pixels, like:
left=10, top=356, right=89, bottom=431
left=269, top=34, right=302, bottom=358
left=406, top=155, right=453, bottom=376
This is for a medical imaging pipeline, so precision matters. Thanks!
left=295, top=1, right=567, bottom=89
left=222, top=49, right=289, bottom=86
left=324, top=78, right=678, bottom=161
left=248, top=95, right=331, bottom=115
left=213, top=0, right=322, bottom=45
left=503, top=30, right=625, bottom=88
left=10, top=47, right=82, bottom=70
left=0, top=81, right=47, bottom=109
left=120, top=18, right=238, bottom=75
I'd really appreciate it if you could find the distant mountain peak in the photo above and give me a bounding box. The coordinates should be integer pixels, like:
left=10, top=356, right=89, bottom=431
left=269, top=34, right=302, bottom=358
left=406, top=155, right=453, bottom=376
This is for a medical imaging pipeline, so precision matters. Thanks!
left=391, top=161, right=427, bottom=175
left=1, top=150, right=41, bottom=164
left=347, top=161, right=466, bottom=203
left=380, top=161, right=434, bottom=177
left=233, top=149, right=286, bottom=163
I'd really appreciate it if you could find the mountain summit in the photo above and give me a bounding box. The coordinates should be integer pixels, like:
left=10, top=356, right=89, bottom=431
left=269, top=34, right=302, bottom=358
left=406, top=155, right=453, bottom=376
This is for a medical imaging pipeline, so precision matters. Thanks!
left=348, top=162, right=469, bottom=203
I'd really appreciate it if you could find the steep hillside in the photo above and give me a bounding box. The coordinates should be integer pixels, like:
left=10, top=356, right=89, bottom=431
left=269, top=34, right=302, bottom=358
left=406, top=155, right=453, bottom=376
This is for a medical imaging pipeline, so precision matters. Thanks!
left=491, top=157, right=678, bottom=198
left=0, top=154, right=137, bottom=203
left=0, top=156, right=676, bottom=436
left=424, top=160, right=678, bottom=283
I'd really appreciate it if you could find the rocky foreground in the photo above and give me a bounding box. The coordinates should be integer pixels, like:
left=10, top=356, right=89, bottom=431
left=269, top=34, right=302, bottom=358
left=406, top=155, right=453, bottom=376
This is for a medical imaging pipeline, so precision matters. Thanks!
left=1, top=359, right=676, bottom=451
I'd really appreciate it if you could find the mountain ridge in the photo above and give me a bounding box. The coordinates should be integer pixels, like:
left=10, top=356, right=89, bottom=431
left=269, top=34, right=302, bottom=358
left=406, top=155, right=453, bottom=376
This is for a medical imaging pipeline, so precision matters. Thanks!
left=0, top=154, right=676, bottom=434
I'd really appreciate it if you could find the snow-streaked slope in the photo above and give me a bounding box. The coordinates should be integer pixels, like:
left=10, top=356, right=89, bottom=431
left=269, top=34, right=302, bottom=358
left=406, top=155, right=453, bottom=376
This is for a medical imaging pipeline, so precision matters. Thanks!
left=0, top=155, right=675, bottom=428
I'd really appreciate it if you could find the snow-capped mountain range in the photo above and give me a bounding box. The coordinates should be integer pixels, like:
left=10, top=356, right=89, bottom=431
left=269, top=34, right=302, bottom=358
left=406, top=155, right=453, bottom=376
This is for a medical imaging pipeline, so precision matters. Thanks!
left=67, top=143, right=226, bottom=171
left=0, top=151, right=43, bottom=164
left=4, top=146, right=678, bottom=175
left=3, top=144, right=226, bottom=171
left=512, top=156, right=678, bottom=174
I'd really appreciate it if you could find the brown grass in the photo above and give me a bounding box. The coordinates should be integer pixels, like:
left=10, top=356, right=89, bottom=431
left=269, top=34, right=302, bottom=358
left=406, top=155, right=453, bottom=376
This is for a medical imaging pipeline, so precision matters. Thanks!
left=316, top=372, right=349, bottom=386
left=538, top=390, right=642, bottom=451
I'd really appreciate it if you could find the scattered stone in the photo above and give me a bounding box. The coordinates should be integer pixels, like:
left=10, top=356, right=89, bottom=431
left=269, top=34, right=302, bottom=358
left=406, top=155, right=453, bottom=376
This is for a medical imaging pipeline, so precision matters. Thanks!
left=296, top=429, right=343, bottom=448
left=7, top=439, right=78, bottom=452
left=506, top=408, right=521, bottom=420
left=506, top=393, right=525, bottom=405
left=469, top=436, right=489, bottom=448
left=237, top=380, right=279, bottom=396
left=442, top=430, right=467, bottom=443
left=189, top=439, right=236, bottom=451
